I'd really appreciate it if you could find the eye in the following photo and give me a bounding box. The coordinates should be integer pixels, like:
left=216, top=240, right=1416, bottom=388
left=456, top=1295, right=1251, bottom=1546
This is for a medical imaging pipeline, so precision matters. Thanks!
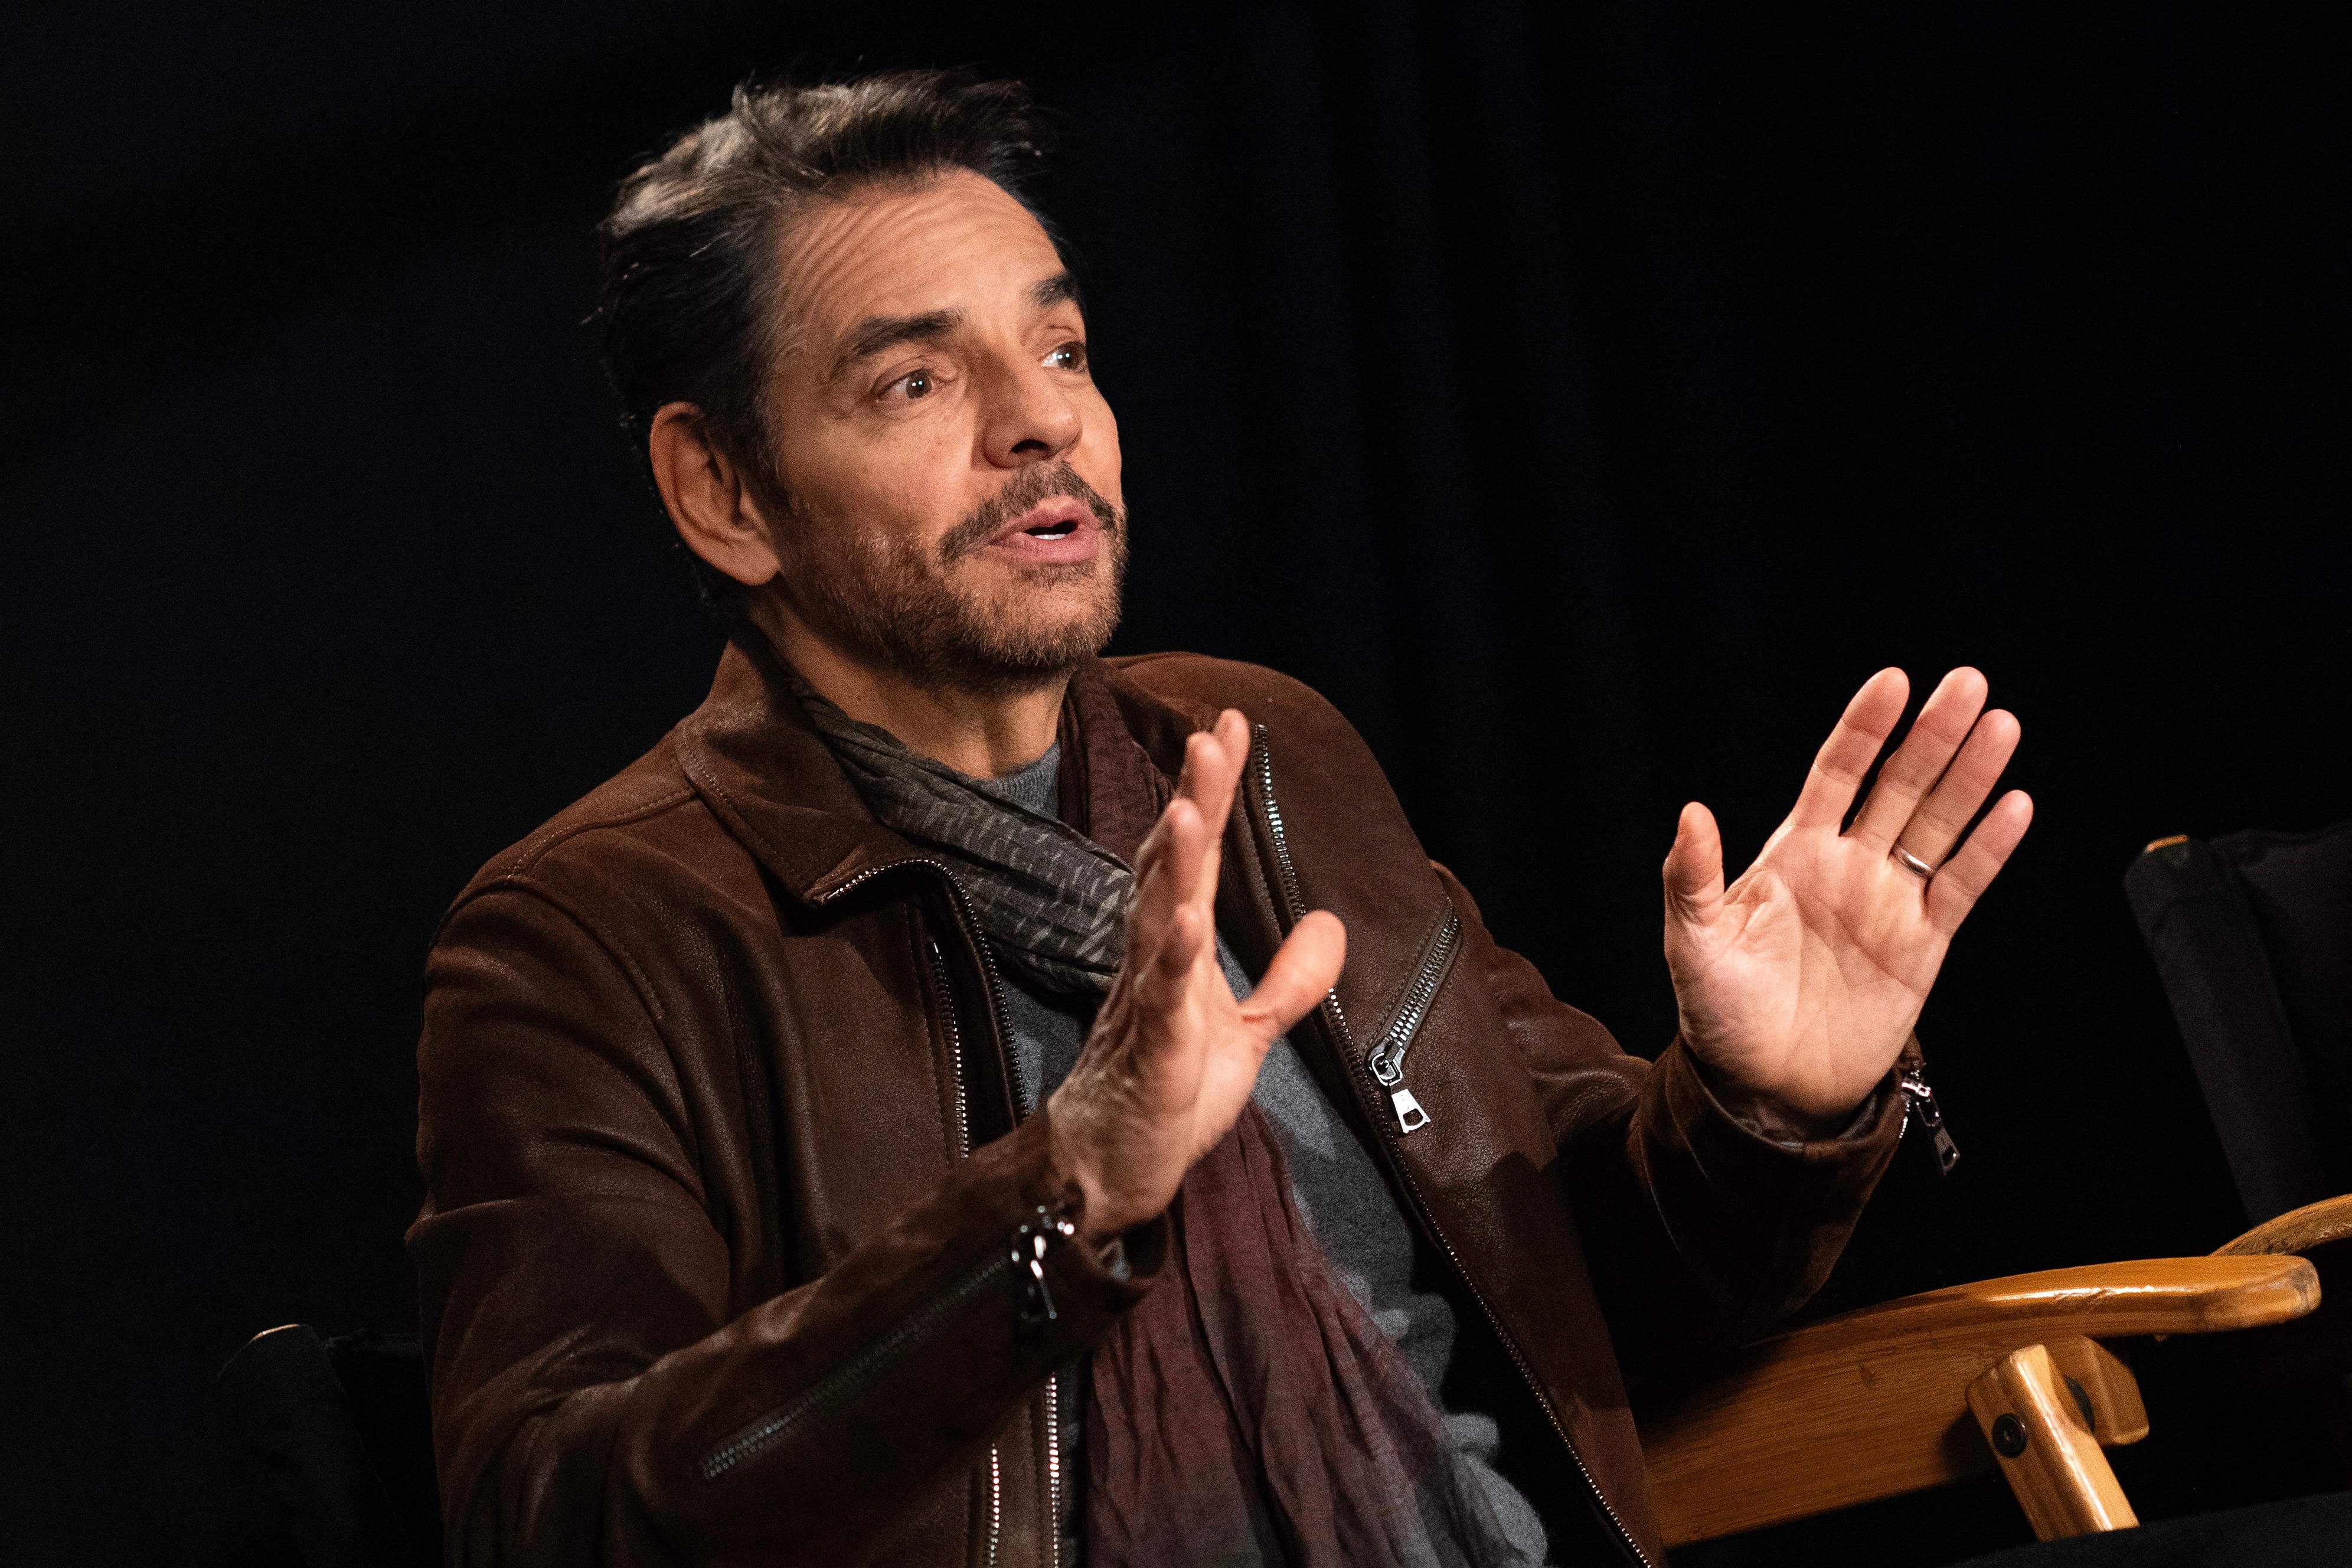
left=883, top=368, right=935, bottom=402
left=1046, top=340, right=1089, bottom=373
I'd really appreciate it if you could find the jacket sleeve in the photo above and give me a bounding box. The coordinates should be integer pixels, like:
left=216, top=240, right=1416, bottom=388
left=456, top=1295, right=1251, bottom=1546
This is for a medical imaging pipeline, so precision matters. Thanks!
left=410, top=885, right=1154, bottom=1567
left=1429, top=862, right=1902, bottom=1375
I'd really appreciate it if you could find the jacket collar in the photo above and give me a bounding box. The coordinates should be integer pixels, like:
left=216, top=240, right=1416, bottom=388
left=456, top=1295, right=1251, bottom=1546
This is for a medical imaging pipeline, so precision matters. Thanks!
left=672, top=634, right=1214, bottom=907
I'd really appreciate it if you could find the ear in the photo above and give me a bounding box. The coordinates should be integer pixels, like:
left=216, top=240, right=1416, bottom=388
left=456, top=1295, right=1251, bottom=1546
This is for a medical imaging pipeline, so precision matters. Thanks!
left=646, top=402, right=784, bottom=589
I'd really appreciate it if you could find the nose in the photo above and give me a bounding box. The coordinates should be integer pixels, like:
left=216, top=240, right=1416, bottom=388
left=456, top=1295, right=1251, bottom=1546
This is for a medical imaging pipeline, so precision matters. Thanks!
left=977, top=351, right=1082, bottom=469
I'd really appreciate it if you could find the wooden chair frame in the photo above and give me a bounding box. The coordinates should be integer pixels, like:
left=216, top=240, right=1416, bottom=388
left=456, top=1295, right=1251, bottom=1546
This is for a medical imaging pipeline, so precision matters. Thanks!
left=1637, top=1194, right=2351, bottom=1546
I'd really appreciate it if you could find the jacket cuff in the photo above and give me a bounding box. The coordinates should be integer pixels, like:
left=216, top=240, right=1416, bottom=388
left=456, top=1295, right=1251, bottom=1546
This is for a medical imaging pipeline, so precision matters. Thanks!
left=1647, top=1035, right=1903, bottom=1191
left=974, top=1101, right=1167, bottom=1322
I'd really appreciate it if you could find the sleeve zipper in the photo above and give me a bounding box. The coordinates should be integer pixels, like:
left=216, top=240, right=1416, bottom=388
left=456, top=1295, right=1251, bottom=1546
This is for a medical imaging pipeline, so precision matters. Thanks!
left=697, top=1208, right=1076, bottom=1485
left=1898, top=1066, right=1961, bottom=1174
left=698, top=1243, right=1013, bottom=1481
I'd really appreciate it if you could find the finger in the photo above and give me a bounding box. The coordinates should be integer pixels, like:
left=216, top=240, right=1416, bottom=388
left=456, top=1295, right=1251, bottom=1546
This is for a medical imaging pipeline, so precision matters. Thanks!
left=1120, top=898, right=1213, bottom=1073
left=1185, top=710, right=1260, bottom=893
left=1896, top=708, right=2021, bottom=867
left=1173, top=710, right=1248, bottom=816
left=1925, top=790, right=2034, bottom=934
left=1788, top=669, right=1910, bottom=832
left=1847, top=668, right=1988, bottom=850
left=1145, top=900, right=1210, bottom=986
left=1125, top=796, right=1200, bottom=963
left=1154, top=740, right=1222, bottom=918
left=1661, top=801, right=1726, bottom=922
left=1128, top=715, right=1247, bottom=974
left=1240, top=910, right=1347, bottom=1040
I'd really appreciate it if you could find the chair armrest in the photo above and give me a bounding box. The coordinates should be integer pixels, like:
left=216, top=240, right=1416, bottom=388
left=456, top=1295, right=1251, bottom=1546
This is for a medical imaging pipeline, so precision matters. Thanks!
left=2214, top=1194, right=2352, bottom=1257
left=2211, top=1196, right=2352, bottom=1387
left=1637, top=1255, right=2318, bottom=1546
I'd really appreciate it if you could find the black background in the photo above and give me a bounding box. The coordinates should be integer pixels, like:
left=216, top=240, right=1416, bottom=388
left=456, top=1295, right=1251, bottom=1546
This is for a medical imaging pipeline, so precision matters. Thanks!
left=8, top=2, right=2348, bottom=1562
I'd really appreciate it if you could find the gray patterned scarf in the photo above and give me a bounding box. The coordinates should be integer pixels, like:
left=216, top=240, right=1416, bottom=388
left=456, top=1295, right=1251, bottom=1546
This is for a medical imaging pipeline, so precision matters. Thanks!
left=786, top=669, right=1139, bottom=995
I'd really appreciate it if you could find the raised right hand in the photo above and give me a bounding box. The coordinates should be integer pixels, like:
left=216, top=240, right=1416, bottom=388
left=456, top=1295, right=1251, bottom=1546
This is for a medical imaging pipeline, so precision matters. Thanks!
left=1044, top=708, right=1346, bottom=1240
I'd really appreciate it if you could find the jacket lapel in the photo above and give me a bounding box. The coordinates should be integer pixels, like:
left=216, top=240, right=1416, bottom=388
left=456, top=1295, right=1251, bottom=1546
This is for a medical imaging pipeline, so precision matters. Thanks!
left=671, top=638, right=922, bottom=903
left=677, top=637, right=1224, bottom=905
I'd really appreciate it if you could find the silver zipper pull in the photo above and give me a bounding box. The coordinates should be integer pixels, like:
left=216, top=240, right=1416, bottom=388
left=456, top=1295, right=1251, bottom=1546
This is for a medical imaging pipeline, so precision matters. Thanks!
left=1899, top=1070, right=1960, bottom=1175
left=1010, top=1207, right=1077, bottom=1325
left=1369, top=1048, right=1431, bottom=1135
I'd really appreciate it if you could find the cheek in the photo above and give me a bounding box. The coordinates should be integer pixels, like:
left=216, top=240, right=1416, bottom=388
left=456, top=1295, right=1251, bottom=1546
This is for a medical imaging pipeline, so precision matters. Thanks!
left=880, top=449, right=979, bottom=548
left=798, top=427, right=965, bottom=555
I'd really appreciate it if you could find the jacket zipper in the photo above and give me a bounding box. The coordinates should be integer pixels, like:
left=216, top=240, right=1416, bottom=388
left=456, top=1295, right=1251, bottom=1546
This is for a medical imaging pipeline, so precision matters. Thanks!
left=987, top=1446, right=1003, bottom=1568
left=963, top=920, right=1056, bottom=1568
left=924, top=866, right=1061, bottom=1567
left=929, top=941, right=975, bottom=1164
left=698, top=1247, right=1016, bottom=1480
left=942, top=895, right=1050, bottom=1568
left=707, top=863, right=1025, bottom=1533
left=1247, top=727, right=1655, bottom=1568
left=1364, top=911, right=1461, bottom=1133
left=1042, top=1373, right=1063, bottom=1568
left=1249, top=726, right=1459, bottom=1136
left=931, top=940, right=1004, bottom=1568
left=999, top=932, right=1061, bottom=1568
left=1248, top=727, right=1366, bottom=1063
left=1897, top=1062, right=1960, bottom=1174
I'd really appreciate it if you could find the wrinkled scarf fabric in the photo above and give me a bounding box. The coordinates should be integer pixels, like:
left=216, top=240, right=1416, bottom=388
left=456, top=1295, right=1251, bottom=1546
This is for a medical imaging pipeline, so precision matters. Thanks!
left=790, top=658, right=1516, bottom=1568
left=788, top=671, right=1138, bottom=994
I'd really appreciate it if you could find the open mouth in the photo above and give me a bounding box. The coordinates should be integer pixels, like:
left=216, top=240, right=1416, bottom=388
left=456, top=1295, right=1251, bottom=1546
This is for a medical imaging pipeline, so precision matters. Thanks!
left=979, top=496, right=1101, bottom=563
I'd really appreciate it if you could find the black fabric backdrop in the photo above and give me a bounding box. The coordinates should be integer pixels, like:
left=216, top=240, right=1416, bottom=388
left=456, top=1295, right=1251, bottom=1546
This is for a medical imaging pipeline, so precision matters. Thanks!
left=7, top=2, right=2348, bottom=1561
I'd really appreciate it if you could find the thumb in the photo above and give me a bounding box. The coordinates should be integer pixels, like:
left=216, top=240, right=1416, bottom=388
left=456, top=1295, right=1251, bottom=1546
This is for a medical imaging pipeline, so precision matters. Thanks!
left=1243, top=910, right=1347, bottom=1040
left=1662, top=801, right=1726, bottom=920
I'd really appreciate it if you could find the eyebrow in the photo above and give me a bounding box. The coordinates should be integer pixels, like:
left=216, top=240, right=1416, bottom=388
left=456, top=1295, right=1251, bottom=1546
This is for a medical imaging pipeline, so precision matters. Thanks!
left=829, top=308, right=964, bottom=383
left=827, top=273, right=1087, bottom=384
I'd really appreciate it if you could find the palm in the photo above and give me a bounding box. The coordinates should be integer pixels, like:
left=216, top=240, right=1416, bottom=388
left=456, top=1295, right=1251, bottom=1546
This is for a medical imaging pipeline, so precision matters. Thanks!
left=1664, top=669, right=2033, bottom=1122
left=1050, top=710, right=1344, bottom=1237
left=1115, top=927, right=1280, bottom=1161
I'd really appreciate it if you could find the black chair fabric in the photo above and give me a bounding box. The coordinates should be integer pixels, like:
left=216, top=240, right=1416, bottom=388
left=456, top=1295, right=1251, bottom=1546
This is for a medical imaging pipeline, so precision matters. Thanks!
left=214, top=1323, right=440, bottom=1568
left=1954, top=1489, right=2352, bottom=1567
left=2126, top=822, right=2352, bottom=1224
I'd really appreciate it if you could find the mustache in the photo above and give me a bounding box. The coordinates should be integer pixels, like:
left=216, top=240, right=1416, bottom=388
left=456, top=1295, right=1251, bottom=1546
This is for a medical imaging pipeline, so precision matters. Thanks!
left=938, top=462, right=1122, bottom=564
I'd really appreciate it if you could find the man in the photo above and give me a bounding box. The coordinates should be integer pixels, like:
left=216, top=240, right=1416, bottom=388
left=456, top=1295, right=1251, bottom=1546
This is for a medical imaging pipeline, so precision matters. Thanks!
left=412, top=71, right=2030, bottom=1567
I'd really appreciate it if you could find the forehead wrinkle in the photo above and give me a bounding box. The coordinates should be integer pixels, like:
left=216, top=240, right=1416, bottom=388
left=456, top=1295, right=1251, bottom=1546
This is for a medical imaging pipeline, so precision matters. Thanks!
left=770, top=171, right=1067, bottom=384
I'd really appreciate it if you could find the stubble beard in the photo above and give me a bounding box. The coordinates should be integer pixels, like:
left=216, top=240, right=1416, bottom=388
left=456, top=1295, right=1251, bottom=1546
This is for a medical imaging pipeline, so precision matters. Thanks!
left=779, top=462, right=1128, bottom=699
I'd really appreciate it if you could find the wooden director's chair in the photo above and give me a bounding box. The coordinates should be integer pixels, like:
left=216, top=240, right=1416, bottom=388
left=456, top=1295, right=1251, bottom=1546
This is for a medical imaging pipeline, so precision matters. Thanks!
left=1635, top=1194, right=2351, bottom=1547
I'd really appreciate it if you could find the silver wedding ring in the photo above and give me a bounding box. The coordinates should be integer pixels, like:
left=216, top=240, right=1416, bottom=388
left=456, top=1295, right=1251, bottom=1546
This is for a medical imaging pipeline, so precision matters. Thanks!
left=1890, top=844, right=1937, bottom=880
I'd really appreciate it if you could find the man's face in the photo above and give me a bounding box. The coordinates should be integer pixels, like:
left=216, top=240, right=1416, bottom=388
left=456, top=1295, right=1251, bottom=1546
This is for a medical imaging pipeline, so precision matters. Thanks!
left=754, top=169, right=1126, bottom=695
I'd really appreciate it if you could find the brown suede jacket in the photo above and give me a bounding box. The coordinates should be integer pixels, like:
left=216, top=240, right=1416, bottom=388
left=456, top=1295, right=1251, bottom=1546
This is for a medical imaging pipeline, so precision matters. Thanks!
left=411, top=642, right=1904, bottom=1568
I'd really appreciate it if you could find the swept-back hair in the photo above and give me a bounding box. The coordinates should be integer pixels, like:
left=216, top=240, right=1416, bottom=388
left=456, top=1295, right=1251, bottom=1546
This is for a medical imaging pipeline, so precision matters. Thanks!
left=596, top=70, right=1055, bottom=615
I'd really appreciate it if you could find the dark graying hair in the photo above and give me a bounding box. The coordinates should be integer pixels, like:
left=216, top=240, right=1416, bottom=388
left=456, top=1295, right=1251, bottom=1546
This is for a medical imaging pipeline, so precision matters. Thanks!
left=596, top=70, right=1056, bottom=616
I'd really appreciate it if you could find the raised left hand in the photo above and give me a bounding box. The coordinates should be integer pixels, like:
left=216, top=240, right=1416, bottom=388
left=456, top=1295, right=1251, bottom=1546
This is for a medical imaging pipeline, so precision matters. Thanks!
left=1662, top=668, right=2033, bottom=1126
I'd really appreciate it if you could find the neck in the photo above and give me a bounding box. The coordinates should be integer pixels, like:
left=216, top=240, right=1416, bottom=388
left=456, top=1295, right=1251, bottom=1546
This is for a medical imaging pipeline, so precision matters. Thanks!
left=750, top=603, right=1068, bottom=779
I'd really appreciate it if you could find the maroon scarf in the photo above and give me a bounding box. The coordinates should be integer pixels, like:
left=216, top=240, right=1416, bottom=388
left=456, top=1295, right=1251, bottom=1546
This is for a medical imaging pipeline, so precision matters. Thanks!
left=1058, top=667, right=1517, bottom=1568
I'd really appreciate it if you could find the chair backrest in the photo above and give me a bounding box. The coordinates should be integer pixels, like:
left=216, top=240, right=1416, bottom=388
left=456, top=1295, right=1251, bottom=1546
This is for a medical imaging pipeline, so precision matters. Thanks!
left=214, top=1324, right=440, bottom=1567
left=2126, top=821, right=2352, bottom=1224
